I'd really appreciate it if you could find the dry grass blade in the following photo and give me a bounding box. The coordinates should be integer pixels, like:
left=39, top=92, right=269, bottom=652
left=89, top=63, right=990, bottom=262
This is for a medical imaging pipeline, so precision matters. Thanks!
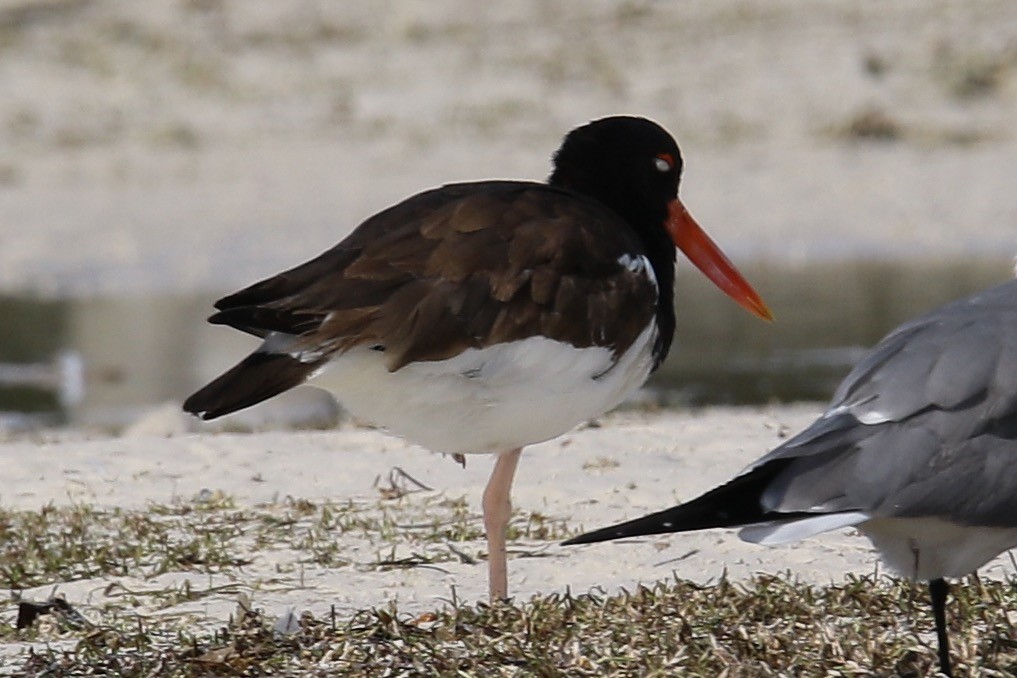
left=3, top=500, right=1017, bottom=675
left=7, top=571, right=1017, bottom=676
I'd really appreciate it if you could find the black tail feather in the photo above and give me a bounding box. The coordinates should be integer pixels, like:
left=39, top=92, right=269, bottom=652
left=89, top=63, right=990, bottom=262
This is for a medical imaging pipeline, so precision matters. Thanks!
left=183, top=352, right=320, bottom=421
left=562, top=459, right=801, bottom=545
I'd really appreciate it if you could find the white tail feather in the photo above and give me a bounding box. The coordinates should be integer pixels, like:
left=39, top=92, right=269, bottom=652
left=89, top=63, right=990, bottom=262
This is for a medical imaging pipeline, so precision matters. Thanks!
left=738, top=512, right=869, bottom=545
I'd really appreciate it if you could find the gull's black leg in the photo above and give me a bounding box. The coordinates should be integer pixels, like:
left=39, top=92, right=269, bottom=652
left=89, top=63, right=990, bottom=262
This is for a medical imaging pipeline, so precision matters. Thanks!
left=929, top=578, right=952, bottom=677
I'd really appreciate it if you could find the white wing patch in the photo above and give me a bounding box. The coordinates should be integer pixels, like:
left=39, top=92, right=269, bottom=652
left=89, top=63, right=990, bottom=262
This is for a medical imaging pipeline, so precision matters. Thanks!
left=260, top=332, right=326, bottom=364
left=856, top=410, right=892, bottom=424
left=617, top=254, right=657, bottom=290
left=739, top=512, right=869, bottom=545
left=824, top=398, right=890, bottom=425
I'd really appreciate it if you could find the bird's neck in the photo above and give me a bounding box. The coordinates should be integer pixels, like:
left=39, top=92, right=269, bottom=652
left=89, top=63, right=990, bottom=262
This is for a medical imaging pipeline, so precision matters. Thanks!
left=644, top=227, right=677, bottom=370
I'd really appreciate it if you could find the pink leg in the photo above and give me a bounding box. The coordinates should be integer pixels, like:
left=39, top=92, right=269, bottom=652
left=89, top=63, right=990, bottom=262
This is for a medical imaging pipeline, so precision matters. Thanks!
left=482, top=447, right=522, bottom=602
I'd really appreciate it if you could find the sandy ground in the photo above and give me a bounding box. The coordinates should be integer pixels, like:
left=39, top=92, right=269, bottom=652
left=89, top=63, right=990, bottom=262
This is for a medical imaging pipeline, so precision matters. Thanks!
left=15, top=404, right=1013, bottom=622
left=3, top=403, right=1017, bottom=673
left=1, top=0, right=1017, bottom=666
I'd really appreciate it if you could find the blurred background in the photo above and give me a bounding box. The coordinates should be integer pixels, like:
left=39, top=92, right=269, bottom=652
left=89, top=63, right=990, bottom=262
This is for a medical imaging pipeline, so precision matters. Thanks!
left=0, top=0, right=1015, bottom=430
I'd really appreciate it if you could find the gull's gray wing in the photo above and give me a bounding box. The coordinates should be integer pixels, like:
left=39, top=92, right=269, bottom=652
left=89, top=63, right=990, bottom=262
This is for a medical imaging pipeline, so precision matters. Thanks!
left=565, top=278, right=1017, bottom=545
left=752, top=278, right=1017, bottom=527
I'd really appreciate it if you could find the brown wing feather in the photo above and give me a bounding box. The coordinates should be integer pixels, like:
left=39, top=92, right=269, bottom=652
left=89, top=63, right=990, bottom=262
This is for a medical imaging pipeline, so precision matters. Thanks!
left=212, top=180, right=661, bottom=372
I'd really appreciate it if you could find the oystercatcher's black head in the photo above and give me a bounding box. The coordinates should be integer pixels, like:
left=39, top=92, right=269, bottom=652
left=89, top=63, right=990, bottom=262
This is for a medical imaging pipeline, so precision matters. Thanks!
left=550, top=115, right=772, bottom=322
left=549, top=116, right=682, bottom=231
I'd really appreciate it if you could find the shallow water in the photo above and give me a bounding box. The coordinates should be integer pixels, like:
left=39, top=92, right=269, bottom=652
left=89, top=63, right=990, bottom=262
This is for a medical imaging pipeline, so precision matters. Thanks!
left=661, top=257, right=1013, bottom=405
left=0, top=258, right=1011, bottom=427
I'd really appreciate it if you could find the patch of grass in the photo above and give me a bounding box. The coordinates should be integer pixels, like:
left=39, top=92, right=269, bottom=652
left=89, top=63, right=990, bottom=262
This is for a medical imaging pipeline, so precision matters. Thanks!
left=0, top=0, right=92, bottom=31
left=582, top=456, right=622, bottom=471
left=8, top=497, right=1017, bottom=674
left=0, top=492, right=576, bottom=592
left=0, top=502, right=239, bottom=589
left=932, top=43, right=1015, bottom=100
left=825, top=106, right=996, bottom=147
left=146, top=122, right=202, bottom=149
left=829, top=106, right=902, bottom=142
left=10, top=574, right=1017, bottom=675
left=0, top=163, right=20, bottom=186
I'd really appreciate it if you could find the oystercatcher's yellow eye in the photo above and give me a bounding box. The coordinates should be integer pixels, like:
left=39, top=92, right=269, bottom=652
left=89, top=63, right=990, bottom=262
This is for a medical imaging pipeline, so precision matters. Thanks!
left=654, top=153, right=674, bottom=172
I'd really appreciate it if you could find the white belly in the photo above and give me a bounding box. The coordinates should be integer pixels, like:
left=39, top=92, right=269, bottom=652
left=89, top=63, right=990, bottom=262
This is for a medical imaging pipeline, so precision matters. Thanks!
left=859, top=516, right=1017, bottom=580
left=316, top=324, right=657, bottom=454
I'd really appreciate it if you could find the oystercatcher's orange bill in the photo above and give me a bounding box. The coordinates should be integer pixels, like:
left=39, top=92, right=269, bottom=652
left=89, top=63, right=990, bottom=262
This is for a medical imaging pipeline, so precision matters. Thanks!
left=666, top=199, right=774, bottom=321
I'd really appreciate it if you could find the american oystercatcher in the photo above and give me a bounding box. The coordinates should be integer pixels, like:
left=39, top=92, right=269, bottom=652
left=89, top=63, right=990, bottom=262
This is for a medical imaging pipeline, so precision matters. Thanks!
left=565, top=277, right=1017, bottom=676
left=183, top=116, right=772, bottom=601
